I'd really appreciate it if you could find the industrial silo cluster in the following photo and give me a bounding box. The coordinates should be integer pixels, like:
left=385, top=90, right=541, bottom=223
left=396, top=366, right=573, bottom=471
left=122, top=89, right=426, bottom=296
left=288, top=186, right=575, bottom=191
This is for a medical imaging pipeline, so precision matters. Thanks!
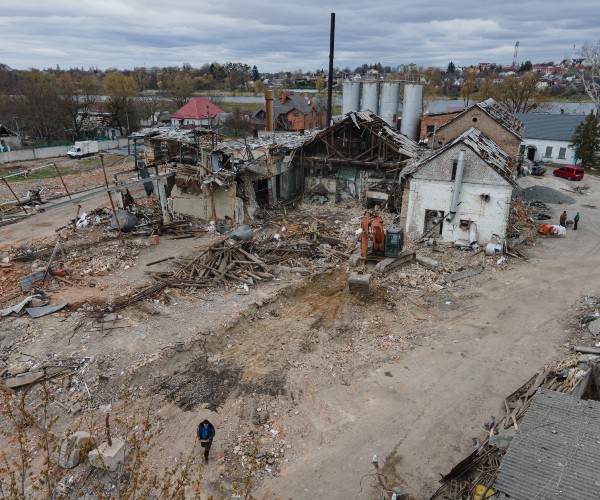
left=342, top=81, right=423, bottom=140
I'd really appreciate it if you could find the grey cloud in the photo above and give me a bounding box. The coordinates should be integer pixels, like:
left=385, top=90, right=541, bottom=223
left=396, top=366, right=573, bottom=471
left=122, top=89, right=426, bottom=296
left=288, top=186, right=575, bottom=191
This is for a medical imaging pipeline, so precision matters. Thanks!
left=2, top=0, right=596, bottom=71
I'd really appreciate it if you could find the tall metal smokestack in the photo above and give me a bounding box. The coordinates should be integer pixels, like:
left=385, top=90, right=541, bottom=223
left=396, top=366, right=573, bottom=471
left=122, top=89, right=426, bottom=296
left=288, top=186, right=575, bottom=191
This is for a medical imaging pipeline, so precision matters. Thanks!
left=264, top=90, right=274, bottom=132
left=326, top=13, right=335, bottom=127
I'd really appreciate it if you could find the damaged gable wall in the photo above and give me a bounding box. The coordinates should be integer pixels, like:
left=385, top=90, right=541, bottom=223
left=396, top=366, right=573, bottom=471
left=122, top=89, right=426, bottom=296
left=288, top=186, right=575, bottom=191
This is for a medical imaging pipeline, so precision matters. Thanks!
left=435, top=108, right=522, bottom=160
left=404, top=145, right=513, bottom=245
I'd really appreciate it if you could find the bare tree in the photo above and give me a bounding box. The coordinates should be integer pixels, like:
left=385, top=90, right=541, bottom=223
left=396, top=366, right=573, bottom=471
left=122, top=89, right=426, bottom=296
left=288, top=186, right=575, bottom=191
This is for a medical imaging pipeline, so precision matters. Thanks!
left=58, top=73, right=100, bottom=139
left=104, top=72, right=137, bottom=135
left=13, top=72, right=68, bottom=144
left=461, top=68, right=477, bottom=106
left=581, top=40, right=600, bottom=112
left=495, top=71, right=548, bottom=113
left=138, top=94, right=172, bottom=126
left=166, top=73, right=195, bottom=108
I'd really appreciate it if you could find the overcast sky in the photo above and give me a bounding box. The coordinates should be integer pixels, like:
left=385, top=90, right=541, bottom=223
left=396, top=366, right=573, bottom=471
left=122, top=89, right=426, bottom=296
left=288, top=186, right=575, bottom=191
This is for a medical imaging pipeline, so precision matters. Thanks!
left=2, top=1, right=596, bottom=72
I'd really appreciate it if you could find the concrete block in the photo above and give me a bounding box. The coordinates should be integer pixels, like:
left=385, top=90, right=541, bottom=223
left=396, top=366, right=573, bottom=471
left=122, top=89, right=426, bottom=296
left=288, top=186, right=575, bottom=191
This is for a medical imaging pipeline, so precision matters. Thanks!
left=5, top=371, right=44, bottom=388
left=416, top=254, right=439, bottom=270
left=59, top=431, right=95, bottom=469
left=588, top=319, right=600, bottom=336
left=444, top=266, right=483, bottom=283
left=88, top=437, right=126, bottom=471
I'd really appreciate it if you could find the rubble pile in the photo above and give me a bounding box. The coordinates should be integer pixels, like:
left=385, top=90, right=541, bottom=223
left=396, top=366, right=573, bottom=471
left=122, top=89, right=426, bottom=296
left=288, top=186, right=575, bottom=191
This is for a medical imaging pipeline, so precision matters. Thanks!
left=152, top=239, right=273, bottom=290
left=225, top=426, right=291, bottom=483
left=507, top=198, right=542, bottom=245
left=251, top=215, right=355, bottom=268
left=431, top=352, right=596, bottom=499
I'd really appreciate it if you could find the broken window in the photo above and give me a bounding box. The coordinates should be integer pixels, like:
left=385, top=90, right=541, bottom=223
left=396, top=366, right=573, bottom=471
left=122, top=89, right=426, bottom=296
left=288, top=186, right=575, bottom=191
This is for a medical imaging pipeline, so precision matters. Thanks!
left=424, top=209, right=444, bottom=235
left=558, top=147, right=566, bottom=159
left=426, top=124, right=435, bottom=134
left=544, top=146, right=553, bottom=157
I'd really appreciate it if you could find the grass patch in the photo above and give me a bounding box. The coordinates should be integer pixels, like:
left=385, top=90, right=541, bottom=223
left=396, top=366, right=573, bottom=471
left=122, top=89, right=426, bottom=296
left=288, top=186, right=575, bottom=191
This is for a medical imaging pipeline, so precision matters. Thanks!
left=8, top=166, right=58, bottom=182
left=218, top=101, right=263, bottom=114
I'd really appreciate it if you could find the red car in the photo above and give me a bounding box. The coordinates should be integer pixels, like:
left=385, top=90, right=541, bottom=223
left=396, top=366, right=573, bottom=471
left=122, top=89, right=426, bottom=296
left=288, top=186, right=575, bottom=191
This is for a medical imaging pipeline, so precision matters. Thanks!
left=553, top=165, right=584, bottom=180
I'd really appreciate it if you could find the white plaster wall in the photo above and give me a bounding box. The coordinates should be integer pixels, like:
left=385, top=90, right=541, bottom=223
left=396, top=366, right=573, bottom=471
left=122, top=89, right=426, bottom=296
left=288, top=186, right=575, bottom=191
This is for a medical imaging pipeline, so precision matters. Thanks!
left=405, top=179, right=512, bottom=244
left=522, top=138, right=576, bottom=165
left=171, top=189, right=244, bottom=224
left=405, top=144, right=513, bottom=244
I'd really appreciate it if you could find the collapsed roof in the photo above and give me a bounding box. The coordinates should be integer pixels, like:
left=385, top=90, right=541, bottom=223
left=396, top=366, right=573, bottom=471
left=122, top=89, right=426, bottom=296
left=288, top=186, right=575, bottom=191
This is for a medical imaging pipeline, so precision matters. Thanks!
left=297, top=110, right=420, bottom=164
left=404, top=127, right=516, bottom=185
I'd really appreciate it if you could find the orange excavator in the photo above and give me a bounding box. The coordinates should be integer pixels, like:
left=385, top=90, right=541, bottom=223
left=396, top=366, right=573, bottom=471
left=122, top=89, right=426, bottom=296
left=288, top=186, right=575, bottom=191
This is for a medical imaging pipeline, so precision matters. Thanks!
left=348, top=211, right=412, bottom=293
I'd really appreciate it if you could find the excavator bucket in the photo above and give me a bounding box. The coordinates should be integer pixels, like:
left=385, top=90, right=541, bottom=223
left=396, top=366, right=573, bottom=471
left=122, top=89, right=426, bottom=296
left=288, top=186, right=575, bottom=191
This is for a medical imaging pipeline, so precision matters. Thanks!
left=348, top=271, right=372, bottom=294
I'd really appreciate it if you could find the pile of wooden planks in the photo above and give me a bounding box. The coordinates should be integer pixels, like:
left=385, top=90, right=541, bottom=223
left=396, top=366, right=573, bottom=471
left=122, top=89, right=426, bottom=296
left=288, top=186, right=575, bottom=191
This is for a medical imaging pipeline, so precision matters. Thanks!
left=251, top=219, right=354, bottom=266
left=152, top=239, right=273, bottom=289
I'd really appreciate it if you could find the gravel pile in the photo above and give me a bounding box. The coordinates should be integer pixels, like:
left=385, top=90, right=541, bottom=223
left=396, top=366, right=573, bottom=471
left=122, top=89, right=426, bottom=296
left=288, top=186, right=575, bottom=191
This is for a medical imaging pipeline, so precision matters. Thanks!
left=513, top=185, right=575, bottom=205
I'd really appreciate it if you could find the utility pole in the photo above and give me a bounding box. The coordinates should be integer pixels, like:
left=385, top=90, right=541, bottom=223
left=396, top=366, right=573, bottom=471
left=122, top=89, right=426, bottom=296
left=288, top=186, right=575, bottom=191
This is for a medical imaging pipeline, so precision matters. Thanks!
left=326, top=12, right=336, bottom=128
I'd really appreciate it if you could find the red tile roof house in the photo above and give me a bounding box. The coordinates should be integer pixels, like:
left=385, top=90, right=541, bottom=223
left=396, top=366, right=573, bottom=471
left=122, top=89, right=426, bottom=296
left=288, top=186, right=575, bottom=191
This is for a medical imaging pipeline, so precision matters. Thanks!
left=170, top=97, right=226, bottom=129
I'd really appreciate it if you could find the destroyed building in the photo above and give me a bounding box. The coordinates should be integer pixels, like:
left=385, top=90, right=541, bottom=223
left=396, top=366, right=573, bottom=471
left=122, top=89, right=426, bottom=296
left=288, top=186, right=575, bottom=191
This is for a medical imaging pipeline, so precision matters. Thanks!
left=292, top=111, right=420, bottom=210
left=428, top=98, right=524, bottom=162
left=130, top=126, right=318, bottom=224
left=401, top=127, right=516, bottom=245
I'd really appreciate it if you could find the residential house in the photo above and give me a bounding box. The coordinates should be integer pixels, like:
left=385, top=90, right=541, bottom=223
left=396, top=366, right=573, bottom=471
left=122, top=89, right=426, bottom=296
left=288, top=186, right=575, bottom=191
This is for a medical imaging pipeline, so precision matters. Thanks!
left=251, top=92, right=326, bottom=132
left=401, top=127, right=516, bottom=245
left=515, top=112, right=585, bottom=165
left=0, top=125, right=21, bottom=150
left=79, top=103, right=122, bottom=139
left=140, top=111, right=171, bottom=128
left=170, top=97, right=226, bottom=129
left=294, top=110, right=420, bottom=209
left=431, top=98, right=524, bottom=161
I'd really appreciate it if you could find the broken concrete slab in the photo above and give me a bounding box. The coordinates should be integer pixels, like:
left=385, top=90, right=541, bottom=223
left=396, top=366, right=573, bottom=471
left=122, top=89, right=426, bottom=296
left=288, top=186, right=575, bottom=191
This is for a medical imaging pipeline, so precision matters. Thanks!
left=88, top=437, right=126, bottom=471
left=59, top=431, right=95, bottom=469
left=588, top=320, right=600, bottom=336
left=416, top=254, right=439, bottom=270
left=5, top=371, right=45, bottom=388
left=444, top=266, right=484, bottom=283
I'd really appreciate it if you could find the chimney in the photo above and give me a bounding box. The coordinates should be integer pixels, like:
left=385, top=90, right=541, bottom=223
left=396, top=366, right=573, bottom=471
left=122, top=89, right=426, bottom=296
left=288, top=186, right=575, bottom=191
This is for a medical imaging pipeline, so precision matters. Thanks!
left=265, top=90, right=274, bottom=132
left=308, top=96, right=313, bottom=106
left=281, top=91, right=288, bottom=104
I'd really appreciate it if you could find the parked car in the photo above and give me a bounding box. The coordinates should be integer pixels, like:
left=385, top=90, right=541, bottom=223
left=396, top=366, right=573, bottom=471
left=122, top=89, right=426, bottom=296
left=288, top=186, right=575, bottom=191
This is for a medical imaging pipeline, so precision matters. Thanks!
left=553, top=165, right=584, bottom=181
left=530, top=163, right=547, bottom=176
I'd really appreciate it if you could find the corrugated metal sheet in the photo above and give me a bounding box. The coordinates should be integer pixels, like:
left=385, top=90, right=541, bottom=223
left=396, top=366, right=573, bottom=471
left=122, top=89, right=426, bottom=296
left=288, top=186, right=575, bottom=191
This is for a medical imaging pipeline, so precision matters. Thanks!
left=494, top=388, right=600, bottom=500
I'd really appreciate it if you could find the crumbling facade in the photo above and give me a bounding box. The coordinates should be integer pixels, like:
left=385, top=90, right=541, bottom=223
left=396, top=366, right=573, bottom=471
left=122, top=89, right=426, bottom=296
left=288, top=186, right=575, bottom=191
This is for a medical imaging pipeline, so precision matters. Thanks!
left=294, top=111, right=420, bottom=209
left=402, top=127, right=516, bottom=245
left=431, top=99, right=524, bottom=161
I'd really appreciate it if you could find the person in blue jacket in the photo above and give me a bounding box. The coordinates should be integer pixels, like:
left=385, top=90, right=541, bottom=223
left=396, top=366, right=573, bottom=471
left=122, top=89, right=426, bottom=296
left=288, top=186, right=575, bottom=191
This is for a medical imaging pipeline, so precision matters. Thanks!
left=197, top=419, right=215, bottom=464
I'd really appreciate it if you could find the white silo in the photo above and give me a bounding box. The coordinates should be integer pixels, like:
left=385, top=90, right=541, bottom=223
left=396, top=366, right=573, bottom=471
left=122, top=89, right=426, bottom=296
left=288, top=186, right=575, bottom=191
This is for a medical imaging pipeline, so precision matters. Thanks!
left=400, top=84, right=423, bottom=140
left=342, top=81, right=361, bottom=115
left=379, top=82, right=400, bottom=126
left=360, top=82, right=379, bottom=114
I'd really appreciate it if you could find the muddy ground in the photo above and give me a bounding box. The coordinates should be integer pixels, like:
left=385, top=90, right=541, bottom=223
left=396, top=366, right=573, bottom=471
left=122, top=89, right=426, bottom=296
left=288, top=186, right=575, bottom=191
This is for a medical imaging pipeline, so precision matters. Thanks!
left=1, top=163, right=599, bottom=499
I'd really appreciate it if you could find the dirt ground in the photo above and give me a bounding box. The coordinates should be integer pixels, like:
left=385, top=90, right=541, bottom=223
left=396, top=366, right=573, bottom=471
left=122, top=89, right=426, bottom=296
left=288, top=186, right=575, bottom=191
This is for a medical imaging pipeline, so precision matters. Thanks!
left=0, top=163, right=598, bottom=499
